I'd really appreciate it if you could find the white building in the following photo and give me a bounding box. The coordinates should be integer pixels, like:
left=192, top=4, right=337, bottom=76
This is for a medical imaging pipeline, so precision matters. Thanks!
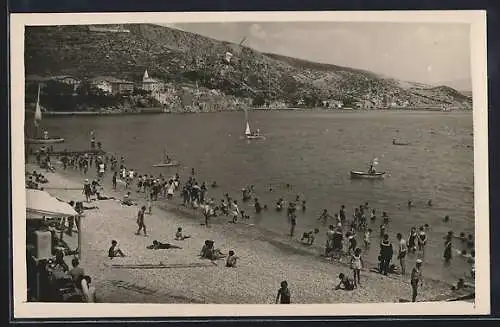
left=141, top=70, right=162, bottom=92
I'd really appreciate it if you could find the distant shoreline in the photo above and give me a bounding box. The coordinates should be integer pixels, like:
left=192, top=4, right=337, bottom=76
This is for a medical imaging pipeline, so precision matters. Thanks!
left=40, top=107, right=472, bottom=117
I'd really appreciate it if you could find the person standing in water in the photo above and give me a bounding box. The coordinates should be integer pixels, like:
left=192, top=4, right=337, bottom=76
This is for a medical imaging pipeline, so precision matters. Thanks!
left=351, top=248, right=363, bottom=288
left=408, top=227, right=418, bottom=253
left=418, top=226, right=428, bottom=254
left=410, top=259, right=423, bottom=302
left=443, top=235, right=453, bottom=265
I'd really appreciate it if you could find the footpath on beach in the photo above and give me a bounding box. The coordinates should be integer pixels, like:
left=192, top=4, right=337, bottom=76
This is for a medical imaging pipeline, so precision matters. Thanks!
left=27, top=162, right=471, bottom=304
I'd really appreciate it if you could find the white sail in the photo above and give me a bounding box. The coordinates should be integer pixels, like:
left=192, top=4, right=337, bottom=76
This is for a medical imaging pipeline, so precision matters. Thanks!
left=245, top=121, right=251, bottom=136
left=34, top=84, right=42, bottom=127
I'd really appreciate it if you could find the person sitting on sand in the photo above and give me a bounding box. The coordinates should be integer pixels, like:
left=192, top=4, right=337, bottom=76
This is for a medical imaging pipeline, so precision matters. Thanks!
left=301, top=228, right=319, bottom=245
left=121, top=192, right=136, bottom=206
left=226, top=250, right=238, bottom=267
left=146, top=240, right=182, bottom=250
left=335, top=273, right=354, bottom=291
left=276, top=280, right=291, bottom=304
left=95, top=186, right=114, bottom=201
left=175, top=227, right=191, bottom=240
left=200, top=240, right=225, bottom=260
left=108, top=240, right=126, bottom=258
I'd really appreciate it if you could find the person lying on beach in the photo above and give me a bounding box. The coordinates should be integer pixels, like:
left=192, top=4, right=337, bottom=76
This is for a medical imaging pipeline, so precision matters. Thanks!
left=121, top=192, right=136, bottom=206
left=226, top=250, right=238, bottom=267
left=146, top=240, right=182, bottom=250
left=108, top=240, right=126, bottom=258
left=335, top=273, right=355, bottom=291
left=175, top=227, right=191, bottom=240
left=301, top=228, right=319, bottom=245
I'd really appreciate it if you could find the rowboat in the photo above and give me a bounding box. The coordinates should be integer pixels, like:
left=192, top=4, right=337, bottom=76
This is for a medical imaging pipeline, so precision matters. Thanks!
left=350, top=171, right=385, bottom=179
left=26, top=137, right=65, bottom=144
left=152, top=161, right=180, bottom=168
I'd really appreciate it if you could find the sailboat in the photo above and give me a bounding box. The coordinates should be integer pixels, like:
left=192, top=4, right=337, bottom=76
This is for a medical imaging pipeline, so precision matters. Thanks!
left=26, top=84, right=65, bottom=145
left=244, top=108, right=265, bottom=140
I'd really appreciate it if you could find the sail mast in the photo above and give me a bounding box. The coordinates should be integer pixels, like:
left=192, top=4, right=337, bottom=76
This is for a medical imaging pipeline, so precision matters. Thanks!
left=34, top=84, right=42, bottom=138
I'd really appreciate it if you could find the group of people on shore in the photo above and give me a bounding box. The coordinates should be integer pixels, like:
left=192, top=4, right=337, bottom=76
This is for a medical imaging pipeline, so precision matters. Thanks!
left=40, top=140, right=476, bottom=303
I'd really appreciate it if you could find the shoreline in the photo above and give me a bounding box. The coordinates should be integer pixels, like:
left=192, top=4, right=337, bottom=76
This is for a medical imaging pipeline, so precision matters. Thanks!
left=27, top=160, right=474, bottom=303
left=37, top=108, right=472, bottom=117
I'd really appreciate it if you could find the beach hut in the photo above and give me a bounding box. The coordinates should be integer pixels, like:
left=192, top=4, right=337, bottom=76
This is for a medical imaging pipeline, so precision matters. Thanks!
left=26, top=189, right=83, bottom=259
left=26, top=189, right=83, bottom=301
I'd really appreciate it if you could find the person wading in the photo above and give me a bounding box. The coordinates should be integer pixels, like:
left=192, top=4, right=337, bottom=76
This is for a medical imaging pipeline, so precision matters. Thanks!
left=135, top=205, right=147, bottom=236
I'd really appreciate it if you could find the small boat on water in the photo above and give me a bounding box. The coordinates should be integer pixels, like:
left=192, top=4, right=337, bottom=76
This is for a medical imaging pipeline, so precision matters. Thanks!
left=244, top=109, right=266, bottom=140
left=350, top=171, right=385, bottom=179
left=153, top=150, right=180, bottom=167
left=351, top=157, right=385, bottom=179
left=27, top=84, right=65, bottom=144
left=26, top=137, right=65, bottom=144
left=153, top=161, right=180, bottom=168
left=392, top=139, right=410, bottom=146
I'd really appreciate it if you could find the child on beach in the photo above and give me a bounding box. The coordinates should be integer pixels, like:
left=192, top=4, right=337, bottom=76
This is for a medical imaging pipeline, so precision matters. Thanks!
left=335, top=273, right=354, bottom=291
left=146, top=240, right=182, bottom=250
left=364, top=229, right=372, bottom=249
left=175, top=227, right=191, bottom=240
left=108, top=240, right=126, bottom=258
left=226, top=250, right=238, bottom=267
left=275, top=281, right=291, bottom=304
left=351, top=248, right=363, bottom=288
left=444, top=235, right=453, bottom=265
left=231, top=200, right=240, bottom=223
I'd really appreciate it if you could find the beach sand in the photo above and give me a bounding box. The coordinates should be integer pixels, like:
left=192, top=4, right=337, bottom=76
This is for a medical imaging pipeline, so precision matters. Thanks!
left=26, top=162, right=470, bottom=304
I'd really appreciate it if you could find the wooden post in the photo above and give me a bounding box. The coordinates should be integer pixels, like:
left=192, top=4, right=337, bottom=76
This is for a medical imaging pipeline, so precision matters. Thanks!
left=76, top=215, right=82, bottom=261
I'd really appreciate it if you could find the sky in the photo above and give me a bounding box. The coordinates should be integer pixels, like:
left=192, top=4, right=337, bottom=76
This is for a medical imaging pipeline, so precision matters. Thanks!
left=160, top=22, right=472, bottom=90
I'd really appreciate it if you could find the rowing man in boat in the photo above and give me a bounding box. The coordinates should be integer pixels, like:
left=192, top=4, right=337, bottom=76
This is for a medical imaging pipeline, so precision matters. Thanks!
left=368, top=158, right=378, bottom=175
left=163, top=151, right=171, bottom=164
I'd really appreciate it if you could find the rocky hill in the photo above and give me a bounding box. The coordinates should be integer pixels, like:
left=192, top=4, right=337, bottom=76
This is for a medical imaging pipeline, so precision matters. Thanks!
left=25, top=24, right=472, bottom=110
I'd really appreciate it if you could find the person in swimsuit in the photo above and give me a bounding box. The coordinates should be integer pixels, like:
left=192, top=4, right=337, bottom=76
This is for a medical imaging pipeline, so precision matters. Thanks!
left=175, top=227, right=191, bottom=240
left=418, top=226, right=427, bottom=254
left=408, top=227, right=418, bottom=253
left=351, top=248, right=363, bottom=288
left=443, top=235, right=453, bottom=265
left=411, top=259, right=423, bottom=302
left=146, top=240, right=182, bottom=250
left=397, top=233, right=408, bottom=275
left=225, top=250, right=238, bottom=267
left=276, top=280, right=291, bottom=304
left=300, top=228, right=319, bottom=245
left=135, top=205, right=147, bottom=236
left=108, top=240, right=126, bottom=258
left=335, top=273, right=355, bottom=290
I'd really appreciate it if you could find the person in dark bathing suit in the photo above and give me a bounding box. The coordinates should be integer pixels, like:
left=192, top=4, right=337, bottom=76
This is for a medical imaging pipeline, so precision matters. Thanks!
left=379, top=234, right=394, bottom=276
left=444, top=235, right=453, bottom=264
left=408, top=227, right=418, bottom=253
left=335, top=273, right=355, bottom=290
left=146, top=240, right=182, bottom=250
left=276, top=280, right=291, bottom=304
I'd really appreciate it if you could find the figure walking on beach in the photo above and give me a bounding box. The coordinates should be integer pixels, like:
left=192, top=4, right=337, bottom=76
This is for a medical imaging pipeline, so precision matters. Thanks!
left=275, top=280, right=291, bottom=304
left=443, top=234, right=453, bottom=265
left=410, top=259, right=423, bottom=302
left=351, top=248, right=363, bottom=288
left=112, top=171, right=117, bottom=190
left=135, top=205, right=147, bottom=236
left=397, top=233, right=408, bottom=275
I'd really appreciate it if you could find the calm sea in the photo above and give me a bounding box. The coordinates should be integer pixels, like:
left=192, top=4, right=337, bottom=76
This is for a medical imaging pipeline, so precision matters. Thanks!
left=42, top=110, right=474, bottom=283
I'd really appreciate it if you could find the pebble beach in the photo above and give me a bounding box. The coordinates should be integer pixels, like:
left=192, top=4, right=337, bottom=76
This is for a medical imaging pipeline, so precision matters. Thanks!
left=26, top=161, right=473, bottom=304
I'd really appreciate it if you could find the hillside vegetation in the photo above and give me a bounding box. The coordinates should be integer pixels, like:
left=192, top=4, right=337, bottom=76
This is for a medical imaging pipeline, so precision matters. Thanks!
left=25, top=24, right=472, bottom=110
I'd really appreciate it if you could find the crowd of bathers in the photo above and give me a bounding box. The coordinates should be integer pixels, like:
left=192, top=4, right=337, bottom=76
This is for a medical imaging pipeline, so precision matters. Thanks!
left=38, top=148, right=476, bottom=301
